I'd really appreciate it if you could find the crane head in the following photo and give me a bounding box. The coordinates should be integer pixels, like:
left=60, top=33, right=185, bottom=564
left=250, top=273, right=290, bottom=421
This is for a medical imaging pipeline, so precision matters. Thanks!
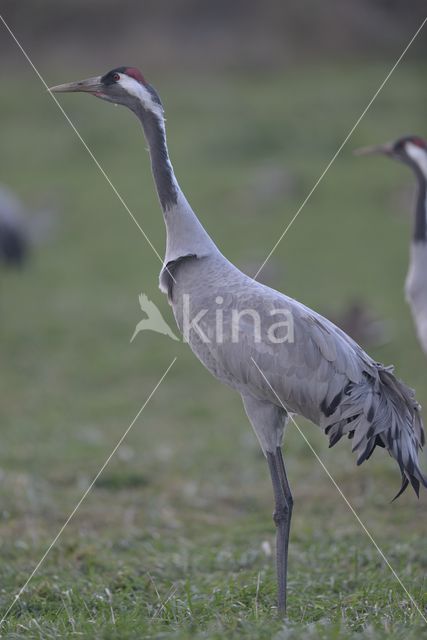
left=355, top=136, right=427, bottom=174
left=49, top=67, right=163, bottom=117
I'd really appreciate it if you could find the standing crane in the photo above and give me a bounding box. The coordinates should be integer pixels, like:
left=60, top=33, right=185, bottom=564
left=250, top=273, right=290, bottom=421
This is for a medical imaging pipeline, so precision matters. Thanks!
left=357, top=136, right=427, bottom=356
left=51, top=69, right=427, bottom=614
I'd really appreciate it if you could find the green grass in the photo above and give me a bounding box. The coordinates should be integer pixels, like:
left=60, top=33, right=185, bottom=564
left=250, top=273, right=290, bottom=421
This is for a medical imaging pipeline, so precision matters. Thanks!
left=0, top=60, right=426, bottom=638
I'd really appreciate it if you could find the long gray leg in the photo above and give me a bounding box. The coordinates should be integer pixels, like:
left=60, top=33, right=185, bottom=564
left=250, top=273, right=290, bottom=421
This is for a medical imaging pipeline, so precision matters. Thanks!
left=266, top=446, right=293, bottom=615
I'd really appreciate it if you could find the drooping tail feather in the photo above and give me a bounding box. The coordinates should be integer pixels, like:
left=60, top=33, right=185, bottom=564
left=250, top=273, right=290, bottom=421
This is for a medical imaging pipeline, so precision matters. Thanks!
left=325, top=365, right=427, bottom=498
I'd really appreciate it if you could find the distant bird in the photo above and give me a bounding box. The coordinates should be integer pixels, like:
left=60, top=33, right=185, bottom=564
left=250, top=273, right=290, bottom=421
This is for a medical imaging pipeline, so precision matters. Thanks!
left=329, top=299, right=389, bottom=349
left=51, top=69, right=427, bottom=614
left=0, top=186, right=29, bottom=267
left=130, top=293, right=179, bottom=342
left=356, top=136, right=427, bottom=355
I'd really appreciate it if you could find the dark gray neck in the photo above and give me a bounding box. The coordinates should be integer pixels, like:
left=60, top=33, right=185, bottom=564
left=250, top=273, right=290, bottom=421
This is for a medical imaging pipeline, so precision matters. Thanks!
left=413, top=167, right=427, bottom=243
left=134, top=103, right=178, bottom=211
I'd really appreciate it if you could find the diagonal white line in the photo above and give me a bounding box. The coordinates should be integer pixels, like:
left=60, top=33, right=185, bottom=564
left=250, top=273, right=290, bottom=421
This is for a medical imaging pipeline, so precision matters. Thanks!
left=0, top=13, right=175, bottom=280
left=250, top=356, right=427, bottom=624
left=253, top=16, right=427, bottom=281
left=0, top=357, right=177, bottom=629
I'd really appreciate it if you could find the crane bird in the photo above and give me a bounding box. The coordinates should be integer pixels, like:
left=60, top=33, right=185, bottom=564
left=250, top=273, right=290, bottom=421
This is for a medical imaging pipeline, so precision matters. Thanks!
left=356, top=136, right=427, bottom=356
left=51, top=69, right=427, bottom=614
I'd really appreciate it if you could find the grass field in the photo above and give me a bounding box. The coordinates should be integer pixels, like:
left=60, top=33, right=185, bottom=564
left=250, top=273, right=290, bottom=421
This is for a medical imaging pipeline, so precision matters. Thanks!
left=0, top=60, right=426, bottom=638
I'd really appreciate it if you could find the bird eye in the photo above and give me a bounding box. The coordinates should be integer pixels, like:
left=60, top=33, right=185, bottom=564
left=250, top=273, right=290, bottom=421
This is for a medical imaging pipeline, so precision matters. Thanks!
left=113, top=73, right=120, bottom=82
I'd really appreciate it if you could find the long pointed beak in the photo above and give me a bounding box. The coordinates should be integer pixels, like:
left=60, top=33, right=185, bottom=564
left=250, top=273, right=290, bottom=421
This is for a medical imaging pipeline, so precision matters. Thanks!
left=354, top=143, right=394, bottom=157
left=49, top=76, right=104, bottom=94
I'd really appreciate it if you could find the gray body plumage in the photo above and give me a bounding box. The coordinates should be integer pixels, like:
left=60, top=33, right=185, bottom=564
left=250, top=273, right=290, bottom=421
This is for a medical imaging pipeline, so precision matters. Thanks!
left=160, top=204, right=425, bottom=496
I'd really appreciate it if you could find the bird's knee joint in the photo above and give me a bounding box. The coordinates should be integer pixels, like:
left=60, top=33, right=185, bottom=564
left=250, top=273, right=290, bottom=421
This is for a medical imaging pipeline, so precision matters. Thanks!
left=273, top=503, right=292, bottom=525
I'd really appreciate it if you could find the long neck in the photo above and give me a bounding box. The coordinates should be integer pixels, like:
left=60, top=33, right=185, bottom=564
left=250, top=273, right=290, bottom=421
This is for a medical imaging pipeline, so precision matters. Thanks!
left=132, top=101, right=218, bottom=265
left=412, top=167, right=427, bottom=243
left=135, top=104, right=178, bottom=211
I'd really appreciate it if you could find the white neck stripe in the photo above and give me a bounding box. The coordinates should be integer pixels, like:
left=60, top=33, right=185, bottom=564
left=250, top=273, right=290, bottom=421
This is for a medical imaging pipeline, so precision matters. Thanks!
left=118, top=75, right=164, bottom=119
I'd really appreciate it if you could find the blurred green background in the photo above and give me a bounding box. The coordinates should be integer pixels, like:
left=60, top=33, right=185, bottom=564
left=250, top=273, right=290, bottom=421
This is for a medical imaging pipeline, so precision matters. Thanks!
left=0, top=2, right=426, bottom=639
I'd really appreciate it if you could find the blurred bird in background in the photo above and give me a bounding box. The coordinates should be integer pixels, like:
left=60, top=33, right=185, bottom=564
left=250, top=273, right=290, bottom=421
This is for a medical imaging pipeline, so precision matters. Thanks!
left=0, top=185, right=55, bottom=269
left=0, top=186, right=29, bottom=267
left=328, top=299, right=390, bottom=349
left=357, top=136, right=427, bottom=355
